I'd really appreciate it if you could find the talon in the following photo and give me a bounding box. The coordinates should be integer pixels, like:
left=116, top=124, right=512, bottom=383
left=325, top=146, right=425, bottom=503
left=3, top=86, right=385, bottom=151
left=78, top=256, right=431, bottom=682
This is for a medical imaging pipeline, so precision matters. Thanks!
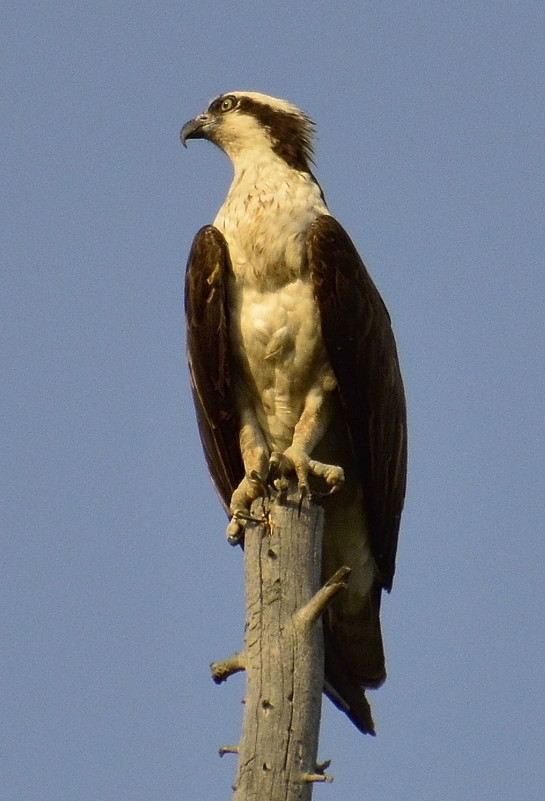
left=267, top=452, right=291, bottom=498
left=249, top=470, right=270, bottom=499
left=267, top=452, right=284, bottom=485
left=308, top=482, right=344, bottom=499
left=296, top=474, right=309, bottom=496
left=297, top=485, right=307, bottom=516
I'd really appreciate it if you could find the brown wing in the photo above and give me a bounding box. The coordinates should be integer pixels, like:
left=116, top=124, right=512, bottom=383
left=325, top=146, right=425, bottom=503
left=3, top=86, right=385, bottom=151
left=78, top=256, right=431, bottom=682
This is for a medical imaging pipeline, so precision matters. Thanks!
left=184, top=225, right=243, bottom=512
left=307, top=215, right=407, bottom=591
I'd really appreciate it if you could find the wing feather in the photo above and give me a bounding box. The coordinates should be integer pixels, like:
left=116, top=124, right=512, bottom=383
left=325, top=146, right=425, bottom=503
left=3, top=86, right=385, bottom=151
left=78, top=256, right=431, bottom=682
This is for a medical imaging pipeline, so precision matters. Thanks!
left=184, top=225, right=243, bottom=512
left=307, top=215, right=407, bottom=591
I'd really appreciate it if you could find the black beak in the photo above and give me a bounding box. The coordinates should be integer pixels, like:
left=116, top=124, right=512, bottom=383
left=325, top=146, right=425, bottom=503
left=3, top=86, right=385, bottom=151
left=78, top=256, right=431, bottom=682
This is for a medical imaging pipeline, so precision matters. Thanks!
left=180, top=114, right=209, bottom=147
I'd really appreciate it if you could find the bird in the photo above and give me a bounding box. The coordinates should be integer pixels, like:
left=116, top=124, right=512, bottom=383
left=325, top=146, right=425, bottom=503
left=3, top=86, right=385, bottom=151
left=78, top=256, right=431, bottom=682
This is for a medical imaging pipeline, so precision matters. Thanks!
left=181, top=91, right=407, bottom=735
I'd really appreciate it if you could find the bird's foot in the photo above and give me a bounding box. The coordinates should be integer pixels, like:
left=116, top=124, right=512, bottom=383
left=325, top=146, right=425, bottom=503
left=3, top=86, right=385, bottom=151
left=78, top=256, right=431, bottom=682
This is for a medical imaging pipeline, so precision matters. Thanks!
left=227, top=471, right=269, bottom=544
left=268, top=447, right=344, bottom=502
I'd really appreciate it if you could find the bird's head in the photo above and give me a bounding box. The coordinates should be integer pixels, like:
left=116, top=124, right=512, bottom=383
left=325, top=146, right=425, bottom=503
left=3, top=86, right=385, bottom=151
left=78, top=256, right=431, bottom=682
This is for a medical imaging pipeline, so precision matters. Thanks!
left=180, top=91, right=315, bottom=173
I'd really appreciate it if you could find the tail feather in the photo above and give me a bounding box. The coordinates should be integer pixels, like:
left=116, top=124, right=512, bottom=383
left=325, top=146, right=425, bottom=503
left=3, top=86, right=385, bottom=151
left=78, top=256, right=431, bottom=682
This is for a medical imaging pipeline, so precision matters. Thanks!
left=323, top=636, right=376, bottom=735
left=323, top=582, right=386, bottom=734
left=327, top=582, right=386, bottom=687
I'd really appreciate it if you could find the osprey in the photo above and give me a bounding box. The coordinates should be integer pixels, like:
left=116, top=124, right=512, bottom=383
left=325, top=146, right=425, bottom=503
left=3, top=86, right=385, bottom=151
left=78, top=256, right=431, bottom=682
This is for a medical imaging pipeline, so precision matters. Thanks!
left=181, top=91, right=407, bottom=735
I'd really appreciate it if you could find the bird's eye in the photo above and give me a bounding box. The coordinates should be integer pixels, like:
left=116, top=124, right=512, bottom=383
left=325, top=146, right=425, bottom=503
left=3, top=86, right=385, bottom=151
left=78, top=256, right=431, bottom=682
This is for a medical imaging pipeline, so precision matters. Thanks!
left=220, top=96, right=236, bottom=112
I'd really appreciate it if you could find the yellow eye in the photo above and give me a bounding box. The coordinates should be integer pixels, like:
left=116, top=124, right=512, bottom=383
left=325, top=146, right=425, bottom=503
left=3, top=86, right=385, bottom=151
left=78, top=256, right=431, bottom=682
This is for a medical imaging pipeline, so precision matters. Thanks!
left=220, top=95, right=236, bottom=112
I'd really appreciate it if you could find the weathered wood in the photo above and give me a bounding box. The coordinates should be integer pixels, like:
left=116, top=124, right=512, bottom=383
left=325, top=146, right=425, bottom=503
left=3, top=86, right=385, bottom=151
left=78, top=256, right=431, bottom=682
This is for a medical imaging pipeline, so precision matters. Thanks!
left=226, top=489, right=346, bottom=800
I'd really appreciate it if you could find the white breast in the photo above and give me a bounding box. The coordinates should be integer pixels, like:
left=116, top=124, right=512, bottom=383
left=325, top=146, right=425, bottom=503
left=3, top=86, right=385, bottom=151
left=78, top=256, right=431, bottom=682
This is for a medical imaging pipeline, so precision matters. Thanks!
left=215, top=156, right=334, bottom=451
left=237, top=279, right=335, bottom=450
left=214, top=155, right=328, bottom=289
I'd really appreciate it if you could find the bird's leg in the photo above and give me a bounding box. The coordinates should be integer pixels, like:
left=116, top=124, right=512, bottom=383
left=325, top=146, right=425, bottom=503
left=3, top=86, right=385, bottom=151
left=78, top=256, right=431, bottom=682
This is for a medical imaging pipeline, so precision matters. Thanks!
left=227, top=407, right=270, bottom=544
left=269, top=385, right=344, bottom=500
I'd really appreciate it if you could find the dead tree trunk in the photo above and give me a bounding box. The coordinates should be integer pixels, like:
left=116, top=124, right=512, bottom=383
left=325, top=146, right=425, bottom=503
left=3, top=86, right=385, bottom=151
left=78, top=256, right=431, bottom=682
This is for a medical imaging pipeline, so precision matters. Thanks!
left=212, top=488, right=350, bottom=800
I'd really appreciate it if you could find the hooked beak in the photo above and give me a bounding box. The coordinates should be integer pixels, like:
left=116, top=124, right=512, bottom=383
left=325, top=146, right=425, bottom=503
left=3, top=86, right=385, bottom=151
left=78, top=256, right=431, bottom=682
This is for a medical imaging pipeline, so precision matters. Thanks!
left=180, top=113, right=212, bottom=147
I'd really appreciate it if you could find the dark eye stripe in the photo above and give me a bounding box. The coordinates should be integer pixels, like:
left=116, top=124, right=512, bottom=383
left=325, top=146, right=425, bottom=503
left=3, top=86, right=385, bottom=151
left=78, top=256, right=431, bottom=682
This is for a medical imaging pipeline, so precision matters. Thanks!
left=236, top=97, right=314, bottom=173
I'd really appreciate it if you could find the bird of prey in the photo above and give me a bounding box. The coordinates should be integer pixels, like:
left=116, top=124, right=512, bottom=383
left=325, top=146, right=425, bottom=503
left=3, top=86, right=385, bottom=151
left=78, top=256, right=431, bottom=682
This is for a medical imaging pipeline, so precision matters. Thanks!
left=181, top=91, right=407, bottom=735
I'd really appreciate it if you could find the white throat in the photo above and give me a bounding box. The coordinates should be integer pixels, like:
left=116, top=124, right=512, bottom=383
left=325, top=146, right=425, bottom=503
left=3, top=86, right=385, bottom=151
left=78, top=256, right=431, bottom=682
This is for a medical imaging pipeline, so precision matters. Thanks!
left=213, top=149, right=329, bottom=289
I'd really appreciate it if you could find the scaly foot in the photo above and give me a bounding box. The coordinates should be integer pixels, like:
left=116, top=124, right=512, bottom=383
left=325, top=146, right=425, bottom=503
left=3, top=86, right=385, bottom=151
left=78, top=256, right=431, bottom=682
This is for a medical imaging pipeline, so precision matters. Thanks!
left=268, top=446, right=345, bottom=498
left=226, top=471, right=268, bottom=544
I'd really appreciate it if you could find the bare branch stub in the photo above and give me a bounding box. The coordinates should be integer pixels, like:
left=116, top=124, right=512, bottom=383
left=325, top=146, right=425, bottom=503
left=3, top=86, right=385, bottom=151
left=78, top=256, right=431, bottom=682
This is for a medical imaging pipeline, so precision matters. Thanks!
left=210, top=652, right=245, bottom=684
left=301, top=772, right=334, bottom=784
left=294, top=566, right=351, bottom=628
left=219, top=745, right=239, bottom=757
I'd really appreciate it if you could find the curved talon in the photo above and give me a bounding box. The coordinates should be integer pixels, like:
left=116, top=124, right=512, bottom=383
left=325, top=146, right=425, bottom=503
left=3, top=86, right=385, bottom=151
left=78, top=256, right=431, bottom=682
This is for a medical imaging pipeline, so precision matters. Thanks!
left=308, top=482, right=344, bottom=499
left=267, top=452, right=285, bottom=482
left=267, top=453, right=290, bottom=498
left=249, top=470, right=270, bottom=499
left=297, top=485, right=308, bottom=516
left=267, top=454, right=279, bottom=480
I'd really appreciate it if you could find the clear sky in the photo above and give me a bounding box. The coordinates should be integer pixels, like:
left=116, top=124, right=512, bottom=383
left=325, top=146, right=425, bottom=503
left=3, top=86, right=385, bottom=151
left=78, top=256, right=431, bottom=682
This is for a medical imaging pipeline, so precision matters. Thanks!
left=2, top=2, right=544, bottom=799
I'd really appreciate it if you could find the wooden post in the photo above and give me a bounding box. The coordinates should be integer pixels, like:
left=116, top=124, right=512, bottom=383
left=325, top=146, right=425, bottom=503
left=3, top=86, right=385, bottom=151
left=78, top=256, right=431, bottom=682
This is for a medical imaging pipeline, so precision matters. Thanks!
left=212, top=487, right=350, bottom=800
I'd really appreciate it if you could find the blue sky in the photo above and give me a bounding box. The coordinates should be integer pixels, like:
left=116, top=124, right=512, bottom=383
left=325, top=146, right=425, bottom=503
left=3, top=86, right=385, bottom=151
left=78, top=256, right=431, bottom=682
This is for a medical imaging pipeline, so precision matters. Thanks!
left=2, top=2, right=544, bottom=799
